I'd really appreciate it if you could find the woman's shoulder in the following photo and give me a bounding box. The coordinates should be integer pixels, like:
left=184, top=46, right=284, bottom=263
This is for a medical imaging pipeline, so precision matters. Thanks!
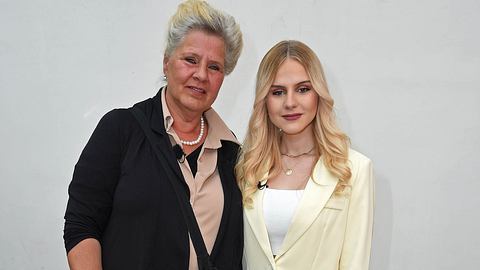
left=98, top=94, right=156, bottom=130
left=100, top=108, right=131, bottom=122
left=96, top=108, right=136, bottom=132
left=346, top=148, right=373, bottom=187
left=347, top=148, right=372, bottom=169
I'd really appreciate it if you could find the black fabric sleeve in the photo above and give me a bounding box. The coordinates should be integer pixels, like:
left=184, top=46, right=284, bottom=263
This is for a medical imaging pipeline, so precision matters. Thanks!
left=63, top=109, right=124, bottom=253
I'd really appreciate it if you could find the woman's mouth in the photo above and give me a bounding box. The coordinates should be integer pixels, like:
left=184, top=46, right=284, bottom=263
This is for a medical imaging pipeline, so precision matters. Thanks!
left=282, top=113, right=302, bottom=120
left=188, top=86, right=206, bottom=94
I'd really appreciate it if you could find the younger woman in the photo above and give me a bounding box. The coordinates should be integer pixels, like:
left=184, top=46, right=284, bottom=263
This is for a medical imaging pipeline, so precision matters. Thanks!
left=237, top=40, right=374, bottom=270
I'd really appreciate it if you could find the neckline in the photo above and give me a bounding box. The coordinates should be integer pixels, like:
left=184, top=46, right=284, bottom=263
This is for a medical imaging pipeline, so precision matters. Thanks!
left=265, top=188, right=305, bottom=192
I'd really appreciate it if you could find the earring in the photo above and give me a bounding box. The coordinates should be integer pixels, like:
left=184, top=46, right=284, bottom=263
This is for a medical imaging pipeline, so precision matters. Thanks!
left=163, top=75, right=167, bottom=81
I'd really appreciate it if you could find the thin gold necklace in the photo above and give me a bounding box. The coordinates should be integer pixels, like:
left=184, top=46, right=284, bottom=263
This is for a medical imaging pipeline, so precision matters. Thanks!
left=281, top=146, right=315, bottom=158
left=281, top=147, right=316, bottom=176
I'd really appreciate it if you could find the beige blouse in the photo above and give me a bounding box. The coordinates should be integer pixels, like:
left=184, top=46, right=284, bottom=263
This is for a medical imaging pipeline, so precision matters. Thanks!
left=161, top=90, right=238, bottom=270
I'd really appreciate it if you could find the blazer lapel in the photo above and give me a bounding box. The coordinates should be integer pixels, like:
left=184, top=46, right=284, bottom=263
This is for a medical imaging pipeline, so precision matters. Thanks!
left=148, top=89, right=185, bottom=183
left=244, top=178, right=276, bottom=266
left=275, top=158, right=338, bottom=258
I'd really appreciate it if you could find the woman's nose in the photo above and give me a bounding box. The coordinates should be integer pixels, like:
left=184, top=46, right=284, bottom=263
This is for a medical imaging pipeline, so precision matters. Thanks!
left=193, top=64, right=208, bottom=81
left=284, top=91, right=297, bottom=108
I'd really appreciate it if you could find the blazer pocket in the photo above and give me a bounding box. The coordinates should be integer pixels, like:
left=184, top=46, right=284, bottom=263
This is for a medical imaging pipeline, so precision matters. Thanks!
left=324, top=197, right=346, bottom=210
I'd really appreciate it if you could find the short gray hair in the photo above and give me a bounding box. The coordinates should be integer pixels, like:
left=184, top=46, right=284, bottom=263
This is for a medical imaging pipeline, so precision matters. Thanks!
left=165, top=0, right=243, bottom=75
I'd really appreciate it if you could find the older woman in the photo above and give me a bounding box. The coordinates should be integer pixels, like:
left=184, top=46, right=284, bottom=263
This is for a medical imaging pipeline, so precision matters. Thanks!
left=63, top=1, right=243, bottom=269
left=236, top=40, right=374, bottom=269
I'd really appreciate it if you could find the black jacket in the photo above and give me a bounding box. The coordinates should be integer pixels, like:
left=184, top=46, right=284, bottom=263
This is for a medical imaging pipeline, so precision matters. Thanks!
left=64, top=90, right=243, bottom=269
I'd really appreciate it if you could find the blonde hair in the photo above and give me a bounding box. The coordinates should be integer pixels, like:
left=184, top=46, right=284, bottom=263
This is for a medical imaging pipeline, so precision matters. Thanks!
left=236, top=40, right=351, bottom=207
left=165, top=0, right=243, bottom=75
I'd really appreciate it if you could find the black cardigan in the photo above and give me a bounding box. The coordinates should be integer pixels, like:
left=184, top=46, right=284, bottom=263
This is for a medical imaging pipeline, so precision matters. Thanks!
left=63, top=90, right=243, bottom=269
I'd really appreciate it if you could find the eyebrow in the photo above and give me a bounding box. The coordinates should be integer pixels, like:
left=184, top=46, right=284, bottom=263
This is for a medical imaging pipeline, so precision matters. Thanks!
left=270, top=80, right=311, bottom=88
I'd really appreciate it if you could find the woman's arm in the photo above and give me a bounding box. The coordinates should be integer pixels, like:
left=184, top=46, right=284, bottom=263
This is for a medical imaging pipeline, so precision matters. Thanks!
left=63, top=110, right=125, bottom=268
left=339, top=158, right=375, bottom=270
left=67, top=238, right=102, bottom=270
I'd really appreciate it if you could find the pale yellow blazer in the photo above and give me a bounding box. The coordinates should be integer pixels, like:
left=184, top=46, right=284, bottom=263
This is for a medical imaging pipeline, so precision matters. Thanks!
left=243, top=149, right=374, bottom=270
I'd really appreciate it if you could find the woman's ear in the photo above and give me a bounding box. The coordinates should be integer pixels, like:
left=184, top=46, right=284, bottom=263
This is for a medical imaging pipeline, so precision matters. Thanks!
left=163, top=55, right=169, bottom=76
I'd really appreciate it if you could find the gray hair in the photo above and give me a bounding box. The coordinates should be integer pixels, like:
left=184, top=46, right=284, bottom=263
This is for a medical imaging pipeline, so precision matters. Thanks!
left=165, top=0, right=243, bottom=75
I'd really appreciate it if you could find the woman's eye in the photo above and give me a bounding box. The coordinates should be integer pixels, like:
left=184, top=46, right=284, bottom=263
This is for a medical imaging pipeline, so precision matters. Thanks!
left=209, top=64, right=220, bottom=71
left=297, top=87, right=311, bottom=93
left=271, top=89, right=285, bottom=96
left=185, top=57, right=196, bottom=64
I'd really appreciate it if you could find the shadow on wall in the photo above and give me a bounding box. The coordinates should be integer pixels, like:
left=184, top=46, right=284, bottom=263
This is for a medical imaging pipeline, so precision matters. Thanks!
left=371, top=172, right=393, bottom=270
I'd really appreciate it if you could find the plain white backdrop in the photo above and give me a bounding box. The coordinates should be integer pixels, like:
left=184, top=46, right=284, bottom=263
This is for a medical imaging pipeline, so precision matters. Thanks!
left=1, top=0, right=479, bottom=269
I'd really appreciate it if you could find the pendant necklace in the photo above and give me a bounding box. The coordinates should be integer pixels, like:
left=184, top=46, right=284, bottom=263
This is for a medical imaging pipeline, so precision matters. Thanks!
left=281, top=146, right=315, bottom=176
left=284, top=167, right=294, bottom=176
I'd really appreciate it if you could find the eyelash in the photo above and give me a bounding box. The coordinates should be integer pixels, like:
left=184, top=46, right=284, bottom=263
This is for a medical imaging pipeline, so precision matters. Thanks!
left=208, top=65, right=220, bottom=71
left=272, top=89, right=285, bottom=96
left=298, top=87, right=310, bottom=93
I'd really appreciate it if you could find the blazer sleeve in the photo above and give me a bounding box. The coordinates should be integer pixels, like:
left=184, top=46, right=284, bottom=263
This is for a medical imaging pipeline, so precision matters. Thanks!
left=63, top=109, right=125, bottom=253
left=339, top=157, right=375, bottom=270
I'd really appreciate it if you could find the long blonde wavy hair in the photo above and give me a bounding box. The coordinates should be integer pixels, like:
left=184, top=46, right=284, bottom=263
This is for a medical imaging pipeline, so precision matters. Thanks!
left=235, top=40, right=351, bottom=207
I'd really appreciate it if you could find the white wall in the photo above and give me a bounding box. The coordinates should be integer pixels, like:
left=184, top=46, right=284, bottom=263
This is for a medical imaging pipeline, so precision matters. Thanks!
left=1, top=0, right=479, bottom=269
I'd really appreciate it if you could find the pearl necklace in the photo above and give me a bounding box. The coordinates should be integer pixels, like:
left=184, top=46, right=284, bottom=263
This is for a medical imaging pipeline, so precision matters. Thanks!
left=179, top=116, right=205, bottom=146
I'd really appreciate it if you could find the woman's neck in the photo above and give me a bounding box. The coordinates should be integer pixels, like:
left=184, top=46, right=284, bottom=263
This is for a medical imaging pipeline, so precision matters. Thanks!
left=280, top=129, right=316, bottom=156
left=165, top=89, right=202, bottom=134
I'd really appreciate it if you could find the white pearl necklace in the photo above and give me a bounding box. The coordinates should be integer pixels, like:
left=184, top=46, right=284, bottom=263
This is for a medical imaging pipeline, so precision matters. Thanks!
left=179, top=116, right=205, bottom=146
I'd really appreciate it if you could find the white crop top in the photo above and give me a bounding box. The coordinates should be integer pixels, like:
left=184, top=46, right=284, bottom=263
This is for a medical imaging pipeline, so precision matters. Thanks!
left=263, top=188, right=304, bottom=255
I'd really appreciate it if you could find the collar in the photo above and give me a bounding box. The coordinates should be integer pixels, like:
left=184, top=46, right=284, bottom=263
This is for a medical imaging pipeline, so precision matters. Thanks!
left=160, top=87, right=239, bottom=149
left=160, top=88, right=174, bottom=133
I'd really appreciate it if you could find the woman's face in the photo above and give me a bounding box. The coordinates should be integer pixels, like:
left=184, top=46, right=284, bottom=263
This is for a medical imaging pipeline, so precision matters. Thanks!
left=163, top=30, right=226, bottom=116
left=266, top=58, right=319, bottom=137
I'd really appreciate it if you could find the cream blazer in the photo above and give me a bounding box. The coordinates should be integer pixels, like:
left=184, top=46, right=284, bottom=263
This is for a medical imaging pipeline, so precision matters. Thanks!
left=243, top=149, right=374, bottom=270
